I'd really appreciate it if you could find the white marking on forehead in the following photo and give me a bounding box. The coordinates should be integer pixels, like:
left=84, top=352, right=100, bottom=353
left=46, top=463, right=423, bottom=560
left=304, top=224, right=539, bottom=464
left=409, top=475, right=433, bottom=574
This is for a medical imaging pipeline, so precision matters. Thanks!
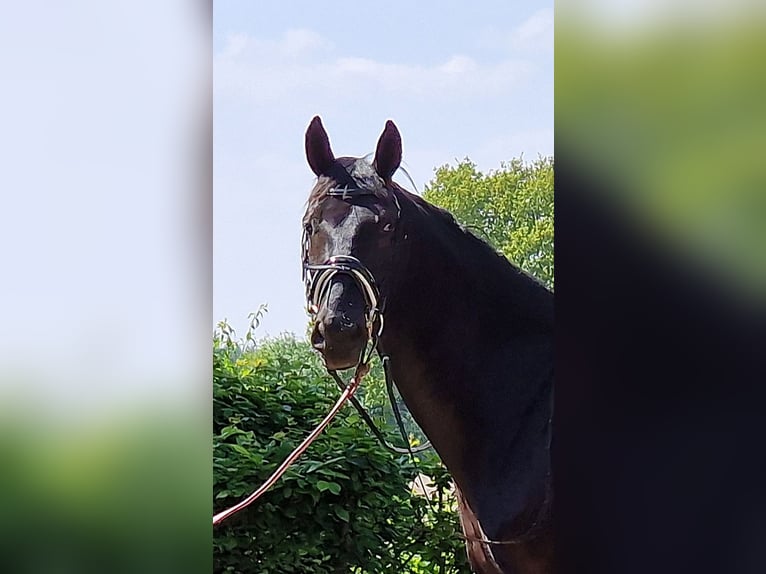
left=329, top=203, right=374, bottom=256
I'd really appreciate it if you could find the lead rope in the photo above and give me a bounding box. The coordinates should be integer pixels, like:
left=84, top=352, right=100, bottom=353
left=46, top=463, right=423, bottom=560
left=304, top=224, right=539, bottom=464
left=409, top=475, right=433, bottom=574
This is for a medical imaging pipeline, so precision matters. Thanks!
left=213, top=362, right=369, bottom=526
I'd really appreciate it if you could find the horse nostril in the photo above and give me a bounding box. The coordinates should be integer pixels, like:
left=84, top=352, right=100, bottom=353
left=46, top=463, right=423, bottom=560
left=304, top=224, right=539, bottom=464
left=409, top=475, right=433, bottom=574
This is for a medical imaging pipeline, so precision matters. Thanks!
left=311, top=323, right=326, bottom=349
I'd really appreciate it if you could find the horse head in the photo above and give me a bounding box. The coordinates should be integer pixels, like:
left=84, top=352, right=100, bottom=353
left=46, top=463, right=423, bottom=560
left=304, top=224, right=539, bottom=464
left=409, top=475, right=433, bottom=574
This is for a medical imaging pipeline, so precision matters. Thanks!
left=302, top=116, right=404, bottom=371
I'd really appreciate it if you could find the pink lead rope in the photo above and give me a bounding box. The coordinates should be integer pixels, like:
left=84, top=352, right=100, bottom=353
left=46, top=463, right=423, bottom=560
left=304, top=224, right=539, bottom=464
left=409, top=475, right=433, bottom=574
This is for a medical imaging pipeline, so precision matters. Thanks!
left=213, top=363, right=369, bottom=526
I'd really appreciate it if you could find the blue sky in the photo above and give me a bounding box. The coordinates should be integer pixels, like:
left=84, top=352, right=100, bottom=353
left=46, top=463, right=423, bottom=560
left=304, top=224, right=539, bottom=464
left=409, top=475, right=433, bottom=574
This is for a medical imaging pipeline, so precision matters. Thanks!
left=214, top=1, right=554, bottom=339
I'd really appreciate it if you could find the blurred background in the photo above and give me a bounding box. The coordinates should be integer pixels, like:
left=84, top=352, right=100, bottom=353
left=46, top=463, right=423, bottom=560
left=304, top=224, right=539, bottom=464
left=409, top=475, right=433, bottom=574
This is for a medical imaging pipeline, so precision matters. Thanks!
left=0, top=2, right=211, bottom=572
left=556, top=2, right=766, bottom=573
left=557, top=0, right=766, bottom=303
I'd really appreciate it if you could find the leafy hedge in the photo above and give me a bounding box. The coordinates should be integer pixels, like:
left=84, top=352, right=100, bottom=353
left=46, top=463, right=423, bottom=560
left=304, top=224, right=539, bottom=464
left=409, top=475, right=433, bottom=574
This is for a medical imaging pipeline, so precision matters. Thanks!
left=213, top=322, right=468, bottom=573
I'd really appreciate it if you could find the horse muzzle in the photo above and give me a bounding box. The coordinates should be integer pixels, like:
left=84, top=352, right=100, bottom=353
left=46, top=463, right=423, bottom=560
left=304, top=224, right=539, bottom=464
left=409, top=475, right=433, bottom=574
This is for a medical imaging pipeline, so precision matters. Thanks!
left=311, top=309, right=369, bottom=371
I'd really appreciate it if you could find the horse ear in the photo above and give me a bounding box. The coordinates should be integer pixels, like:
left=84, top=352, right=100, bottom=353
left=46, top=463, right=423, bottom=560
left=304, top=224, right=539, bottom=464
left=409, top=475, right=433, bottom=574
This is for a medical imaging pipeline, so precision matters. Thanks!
left=305, top=116, right=335, bottom=176
left=373, top=120, right=402, bottom=181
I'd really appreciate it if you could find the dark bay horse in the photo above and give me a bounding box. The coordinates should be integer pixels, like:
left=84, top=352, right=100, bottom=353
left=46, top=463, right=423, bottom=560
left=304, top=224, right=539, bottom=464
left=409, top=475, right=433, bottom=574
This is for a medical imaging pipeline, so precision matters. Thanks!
left=302, top=116, right=553, bottom=574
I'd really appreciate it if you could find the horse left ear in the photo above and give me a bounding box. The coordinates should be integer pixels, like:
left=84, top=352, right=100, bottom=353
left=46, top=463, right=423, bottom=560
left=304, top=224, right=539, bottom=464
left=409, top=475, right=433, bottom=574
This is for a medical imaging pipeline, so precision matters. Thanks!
left=373, top=120, right=402, bottom=181
left=305, top=116, right=336, bottom=176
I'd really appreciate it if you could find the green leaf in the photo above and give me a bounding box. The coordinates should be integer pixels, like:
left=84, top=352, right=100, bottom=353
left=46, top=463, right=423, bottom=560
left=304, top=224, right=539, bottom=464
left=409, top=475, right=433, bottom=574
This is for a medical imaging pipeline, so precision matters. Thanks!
left=229, top=444, right=250, bottom=457
left=219, top=425, right=242, bottom=439
left=316, top=480, right=341, bottom=495
left=333, top=507, right=350, bottom=522
left=315, top=480, right=331, bottom=492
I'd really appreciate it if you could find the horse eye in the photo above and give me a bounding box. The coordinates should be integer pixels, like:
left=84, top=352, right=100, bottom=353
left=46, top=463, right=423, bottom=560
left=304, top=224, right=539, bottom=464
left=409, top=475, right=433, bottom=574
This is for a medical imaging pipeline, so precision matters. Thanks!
left=383, top=223, right=393, bottom=232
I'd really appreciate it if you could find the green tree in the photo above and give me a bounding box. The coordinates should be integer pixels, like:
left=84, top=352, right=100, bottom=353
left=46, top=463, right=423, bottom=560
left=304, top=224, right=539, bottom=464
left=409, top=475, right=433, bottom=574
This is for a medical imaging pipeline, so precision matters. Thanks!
left=423, top=157, right=554, bottom=289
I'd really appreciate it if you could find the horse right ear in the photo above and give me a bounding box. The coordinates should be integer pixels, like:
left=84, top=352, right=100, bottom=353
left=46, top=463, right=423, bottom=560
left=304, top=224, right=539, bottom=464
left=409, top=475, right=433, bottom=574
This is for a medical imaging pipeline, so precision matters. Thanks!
left=305, top=116, right=335, bottom=176
left=373, top=120, right=402, bottom=181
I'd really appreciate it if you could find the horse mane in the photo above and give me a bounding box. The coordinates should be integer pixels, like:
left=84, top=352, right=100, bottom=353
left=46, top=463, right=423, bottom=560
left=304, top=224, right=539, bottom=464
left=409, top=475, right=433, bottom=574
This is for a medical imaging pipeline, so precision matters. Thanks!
left=390, top=181, right=553, bottom=332
left=303, top=177, right=333, bottom=226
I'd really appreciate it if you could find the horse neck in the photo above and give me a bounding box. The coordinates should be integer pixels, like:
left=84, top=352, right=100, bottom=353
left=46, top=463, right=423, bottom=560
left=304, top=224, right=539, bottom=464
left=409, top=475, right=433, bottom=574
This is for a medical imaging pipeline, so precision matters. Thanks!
left=381, top=191, right=553, bottom=372
left=378, top=196, right=553, bottom=498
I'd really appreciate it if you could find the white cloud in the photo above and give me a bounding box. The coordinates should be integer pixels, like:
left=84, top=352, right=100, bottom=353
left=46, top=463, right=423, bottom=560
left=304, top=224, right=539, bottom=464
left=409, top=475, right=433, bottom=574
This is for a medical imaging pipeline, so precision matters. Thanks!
left=510, top=8, right=554, bottom=52
left=439, top=55, right=478, bottom=74
left=217, top=28, right=333, bottom=66
left=221, top=32, right=248, bottom=58
left=281, top=28, right=334, bottom=58
left=214, top=29, right=531, bottom=104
